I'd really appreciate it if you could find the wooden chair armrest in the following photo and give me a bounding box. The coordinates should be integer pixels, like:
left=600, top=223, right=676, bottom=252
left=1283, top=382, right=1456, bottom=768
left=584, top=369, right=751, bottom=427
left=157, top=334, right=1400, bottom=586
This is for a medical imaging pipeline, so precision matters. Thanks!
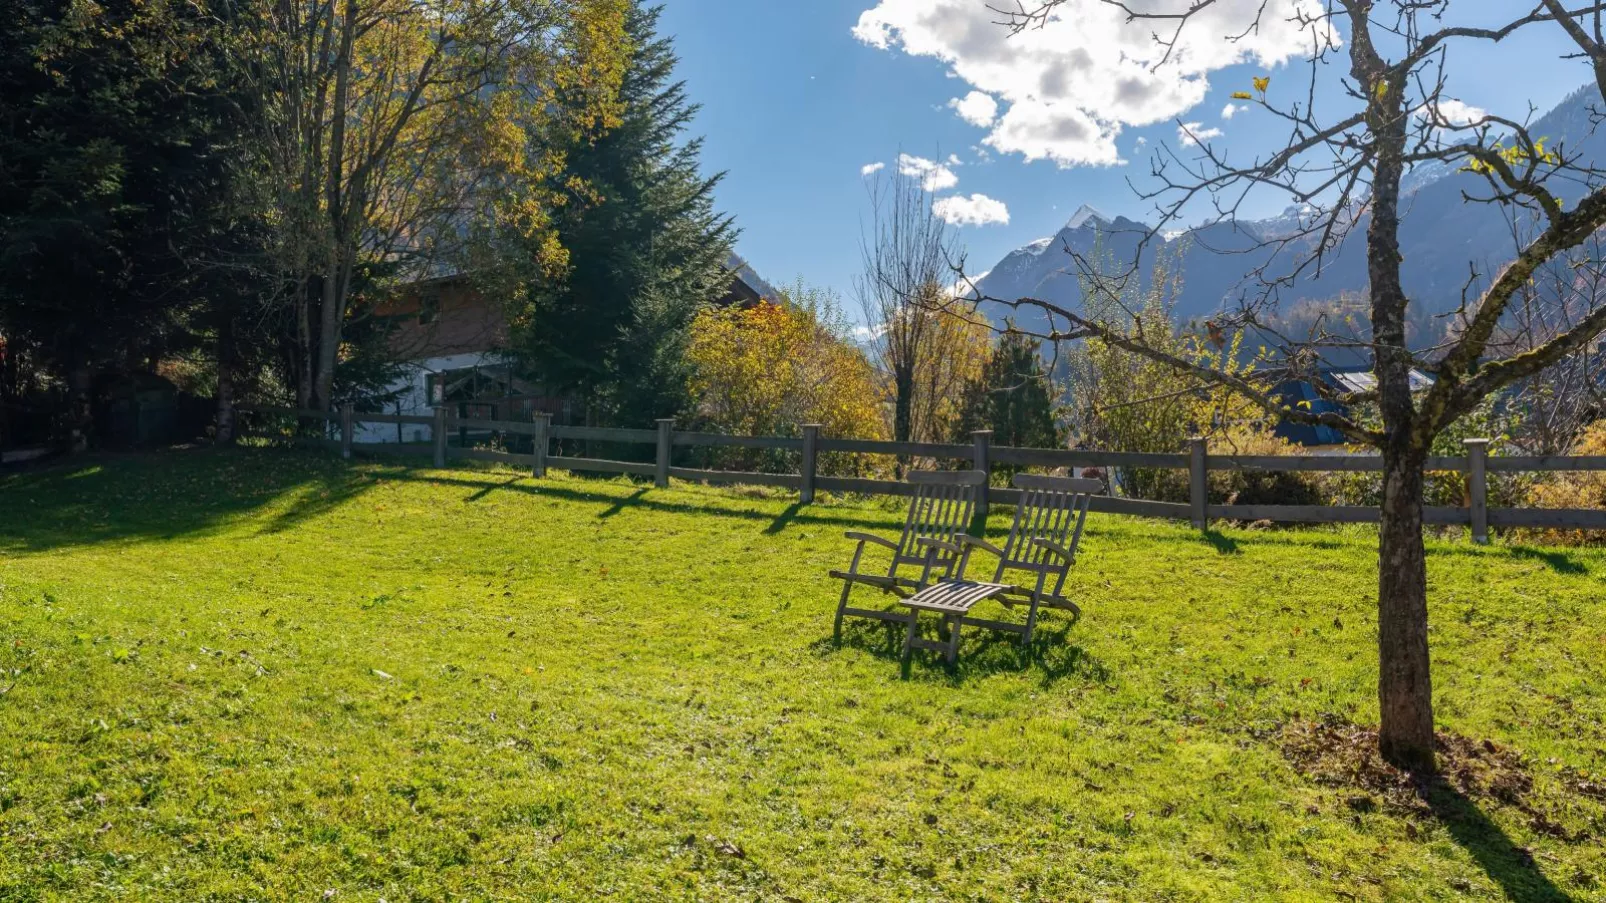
left=957, top=535, right=1005, bottom=557
left=914, top=537, right=961, bottom=555
left=844, top=531, right=899, bottom=551
left=1029, top=537, right=1074, bottom=561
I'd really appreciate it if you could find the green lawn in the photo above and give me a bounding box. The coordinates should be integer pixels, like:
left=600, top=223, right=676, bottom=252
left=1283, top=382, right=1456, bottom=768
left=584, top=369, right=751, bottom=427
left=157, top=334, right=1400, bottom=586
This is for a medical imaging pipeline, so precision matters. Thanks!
left=1, top=449, right=1603, bottom=901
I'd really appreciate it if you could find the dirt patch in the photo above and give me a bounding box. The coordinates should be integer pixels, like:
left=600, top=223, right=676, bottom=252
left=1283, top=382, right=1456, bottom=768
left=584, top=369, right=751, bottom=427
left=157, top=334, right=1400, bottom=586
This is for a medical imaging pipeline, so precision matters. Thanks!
left=1278, top=714, right=1594, bottom=843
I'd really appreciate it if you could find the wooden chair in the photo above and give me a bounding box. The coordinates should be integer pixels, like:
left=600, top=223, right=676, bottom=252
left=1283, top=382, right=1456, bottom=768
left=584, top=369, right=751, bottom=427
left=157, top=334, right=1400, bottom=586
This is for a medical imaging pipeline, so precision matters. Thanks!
left=900, top=474, right=1098, bottom=664
left=830, top=470, right=987, bottom=640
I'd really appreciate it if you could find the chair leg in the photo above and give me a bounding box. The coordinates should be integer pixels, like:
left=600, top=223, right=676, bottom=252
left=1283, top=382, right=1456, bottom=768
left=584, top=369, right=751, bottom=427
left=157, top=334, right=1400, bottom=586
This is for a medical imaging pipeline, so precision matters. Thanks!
left=1022, top=596, right=1041, bottom=647
left=832, top=580, right=853, bottom=641
left=944, top=614, right=962, bottom=664
left=902, top=612, right=919, bottom=667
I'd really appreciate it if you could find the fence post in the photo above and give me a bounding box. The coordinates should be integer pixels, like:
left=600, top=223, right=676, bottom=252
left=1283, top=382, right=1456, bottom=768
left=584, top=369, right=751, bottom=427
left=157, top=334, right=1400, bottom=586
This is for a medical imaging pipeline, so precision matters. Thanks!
left=531, top=413, right=552, bottom=478
left=340, top=404, right=354, bottom=459
left=972, top=429, right=993, bottom=516
left=799, top=424, right=822, bottom=501
left=432, top=406, right=448, bottom=468
left=655, top=418, right=674, bottom=488
left=1465, top=438, right=1490, bottom=545
left=800, top=424, right=821, bottom=504
left=1189, top=436, right=1208, bottom=531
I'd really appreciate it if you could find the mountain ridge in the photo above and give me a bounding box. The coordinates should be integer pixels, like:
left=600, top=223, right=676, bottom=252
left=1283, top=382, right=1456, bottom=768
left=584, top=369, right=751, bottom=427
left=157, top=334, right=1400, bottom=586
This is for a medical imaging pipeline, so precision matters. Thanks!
left=970, top=84, right=1605, bottom=336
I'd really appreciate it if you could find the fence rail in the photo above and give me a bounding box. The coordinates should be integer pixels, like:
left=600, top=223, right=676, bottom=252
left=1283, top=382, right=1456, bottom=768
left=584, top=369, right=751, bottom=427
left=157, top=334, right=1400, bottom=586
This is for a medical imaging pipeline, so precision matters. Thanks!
left=237, top=404, right=1606, bottom=541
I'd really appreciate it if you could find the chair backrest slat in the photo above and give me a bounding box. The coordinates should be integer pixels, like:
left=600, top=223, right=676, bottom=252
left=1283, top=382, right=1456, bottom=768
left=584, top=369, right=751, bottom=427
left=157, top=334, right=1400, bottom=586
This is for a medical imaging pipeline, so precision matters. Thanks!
left=990, top=475, right=1098, bottom=584
left=892, top=470, right=986, bottom=563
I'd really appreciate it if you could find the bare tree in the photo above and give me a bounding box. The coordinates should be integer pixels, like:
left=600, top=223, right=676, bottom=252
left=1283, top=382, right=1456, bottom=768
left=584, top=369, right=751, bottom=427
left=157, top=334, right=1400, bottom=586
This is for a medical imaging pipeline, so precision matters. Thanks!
left=959, top=0, right=1606, bottom=771
left=1486, top=236, right=1606, bottom=453
left=857, top=168, right=971, bottom=446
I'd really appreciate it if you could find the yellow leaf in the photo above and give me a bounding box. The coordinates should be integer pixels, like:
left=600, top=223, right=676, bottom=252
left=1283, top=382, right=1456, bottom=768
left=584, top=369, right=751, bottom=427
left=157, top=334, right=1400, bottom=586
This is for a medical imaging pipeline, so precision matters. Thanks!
left=1252, top=76, right=1270, bottom=94
left=1231, top=91, right=1253, bottom=100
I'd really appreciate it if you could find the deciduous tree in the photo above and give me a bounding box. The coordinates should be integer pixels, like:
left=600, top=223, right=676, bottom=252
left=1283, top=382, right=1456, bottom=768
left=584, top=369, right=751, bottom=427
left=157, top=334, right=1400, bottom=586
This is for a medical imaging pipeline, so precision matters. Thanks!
left=685, top=284, right=885, bottom=473
left=973, top=0, right=1606, bottom=771
left=247, top=0, right=630, bottom=413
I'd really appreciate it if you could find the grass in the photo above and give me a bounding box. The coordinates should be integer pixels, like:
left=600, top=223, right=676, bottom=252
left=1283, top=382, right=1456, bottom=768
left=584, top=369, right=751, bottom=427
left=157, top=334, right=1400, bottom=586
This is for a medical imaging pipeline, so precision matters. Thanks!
left=1, top=447, right=1603, bottom=901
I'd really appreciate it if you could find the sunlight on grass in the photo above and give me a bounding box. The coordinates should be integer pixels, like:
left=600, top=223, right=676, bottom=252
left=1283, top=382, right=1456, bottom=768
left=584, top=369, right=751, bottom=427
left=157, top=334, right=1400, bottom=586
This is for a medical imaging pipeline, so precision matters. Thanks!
left=1, top=448, right=1603, bottom=900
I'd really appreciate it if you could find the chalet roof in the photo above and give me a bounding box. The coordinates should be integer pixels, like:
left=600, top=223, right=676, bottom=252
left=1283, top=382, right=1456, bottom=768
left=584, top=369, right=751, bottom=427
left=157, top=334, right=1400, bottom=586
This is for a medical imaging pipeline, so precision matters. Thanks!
left=1324, top=367, right=1436, bottom=394
left=724, top=253, right=781, bottom=304
left=380, top=254, right=780, bottom=362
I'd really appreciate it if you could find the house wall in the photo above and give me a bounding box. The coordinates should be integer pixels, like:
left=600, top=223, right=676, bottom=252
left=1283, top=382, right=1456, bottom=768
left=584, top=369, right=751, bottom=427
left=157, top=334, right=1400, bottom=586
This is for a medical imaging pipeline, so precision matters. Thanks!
left=353, top=351, right=514, bottom=444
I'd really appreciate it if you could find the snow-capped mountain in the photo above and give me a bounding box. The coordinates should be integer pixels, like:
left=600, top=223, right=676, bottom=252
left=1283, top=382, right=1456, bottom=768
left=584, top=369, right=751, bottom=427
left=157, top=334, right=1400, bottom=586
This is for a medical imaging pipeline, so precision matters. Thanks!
left=970, top=83, right=1606, bottom=335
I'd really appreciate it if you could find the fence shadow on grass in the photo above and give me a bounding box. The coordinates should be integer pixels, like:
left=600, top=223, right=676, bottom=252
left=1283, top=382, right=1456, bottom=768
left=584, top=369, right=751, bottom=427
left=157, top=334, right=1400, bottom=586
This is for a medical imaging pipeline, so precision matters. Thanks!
left=381, top=470, right=882, bottom=534
left=1201, top=529, right=1242, bottom=555
left=464, top=474, right=525, bottom=503
left=764, top=501, right=805, bottom=535
left=596, top=486, right=650, bottom=519
left=1141, top=521, right=1599, bottom=576
left=1422, top=777, right=1576, bottom=903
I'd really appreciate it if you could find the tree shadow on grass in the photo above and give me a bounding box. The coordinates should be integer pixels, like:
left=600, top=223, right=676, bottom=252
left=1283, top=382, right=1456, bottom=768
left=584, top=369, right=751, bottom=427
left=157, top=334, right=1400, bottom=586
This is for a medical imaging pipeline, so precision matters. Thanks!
left=1420, top=777, right=1576, bottom=903
left=0, top=447, right=382, bottom=552
left=1505, top=545, right=1589, bottom=576
left=255, top=471, right=381, bottom=535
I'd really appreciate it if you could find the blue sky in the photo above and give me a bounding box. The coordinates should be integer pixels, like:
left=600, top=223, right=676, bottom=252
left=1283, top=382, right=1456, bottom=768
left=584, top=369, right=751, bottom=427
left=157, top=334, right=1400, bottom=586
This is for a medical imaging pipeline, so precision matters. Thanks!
left=657, top=0, right=1594, bottom=313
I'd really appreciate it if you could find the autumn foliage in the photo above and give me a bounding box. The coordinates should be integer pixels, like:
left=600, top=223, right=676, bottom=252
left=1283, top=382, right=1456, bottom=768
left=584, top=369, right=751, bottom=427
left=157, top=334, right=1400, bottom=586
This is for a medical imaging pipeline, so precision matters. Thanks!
left=685, top=297, right=886, bottom=474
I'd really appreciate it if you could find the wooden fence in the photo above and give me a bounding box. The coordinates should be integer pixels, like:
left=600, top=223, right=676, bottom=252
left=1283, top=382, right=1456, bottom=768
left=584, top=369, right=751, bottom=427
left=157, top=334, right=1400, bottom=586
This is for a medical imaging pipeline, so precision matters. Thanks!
left=238, top=405, right=1606, bottom=542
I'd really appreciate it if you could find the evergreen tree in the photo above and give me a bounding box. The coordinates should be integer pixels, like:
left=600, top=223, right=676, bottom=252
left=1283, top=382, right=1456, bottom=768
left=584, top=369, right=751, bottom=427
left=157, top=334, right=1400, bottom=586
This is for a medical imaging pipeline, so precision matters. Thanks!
left=953, top=332, right=1062, bottom=454
left=510, top=2, right=734, bottom=425
left=0, top=0, right=261, bottom=444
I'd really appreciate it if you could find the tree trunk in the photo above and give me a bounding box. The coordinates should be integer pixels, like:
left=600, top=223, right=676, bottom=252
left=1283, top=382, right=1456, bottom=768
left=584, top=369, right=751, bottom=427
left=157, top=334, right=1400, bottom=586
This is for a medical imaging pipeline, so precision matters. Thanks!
left=1377, top=445, right=1436, bottom=771
left=215, top=313, right=236, bottom=445
left=66, top=365, right=92, bottom=453
left=296, top=277, right=314, bottom=411
left=893, top=366, right=914, bottom=443
left=313, top=251, right=346, bottom=412
left=892, top=365, right=914, bottom=478
left=312, top=0, right=356, bottom=413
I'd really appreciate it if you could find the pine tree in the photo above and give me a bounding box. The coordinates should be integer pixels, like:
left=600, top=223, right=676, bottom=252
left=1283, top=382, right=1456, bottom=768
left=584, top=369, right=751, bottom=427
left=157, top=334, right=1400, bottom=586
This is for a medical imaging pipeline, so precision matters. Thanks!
left=953, top=332, right=1062, bottom=454
left=511, top=2, right=734, bottom=425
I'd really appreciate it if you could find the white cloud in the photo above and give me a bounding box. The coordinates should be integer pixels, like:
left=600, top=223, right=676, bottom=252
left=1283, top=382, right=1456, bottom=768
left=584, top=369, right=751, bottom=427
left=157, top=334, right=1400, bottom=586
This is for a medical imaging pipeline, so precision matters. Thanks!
left=861, top=161, right=886, bottom=176
left=1221, top=102, right=1242, bottom=119
left=948, top=90, right=999, bottom=127
left=932, top=193, right=1010, bottom=226
left=897, top=153, right=959, bottom=191
left=947, top=153, right=963, bottom=166
left=1422, top=98, right=1487, bottom=127
left=853, top=0, right=1332, bottom=168
left=851, top=323, right=887, bottom=343
left=1177, top=122, right=1224, bottom=146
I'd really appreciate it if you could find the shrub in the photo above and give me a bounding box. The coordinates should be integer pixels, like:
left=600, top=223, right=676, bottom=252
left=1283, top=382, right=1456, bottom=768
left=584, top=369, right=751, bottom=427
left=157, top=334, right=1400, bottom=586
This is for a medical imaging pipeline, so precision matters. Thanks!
left=1519, top=419, right=1606, bottom=546
left=684, top=287, right=887, bottom=476
left=1207, top=428, right=1325, bottom=508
